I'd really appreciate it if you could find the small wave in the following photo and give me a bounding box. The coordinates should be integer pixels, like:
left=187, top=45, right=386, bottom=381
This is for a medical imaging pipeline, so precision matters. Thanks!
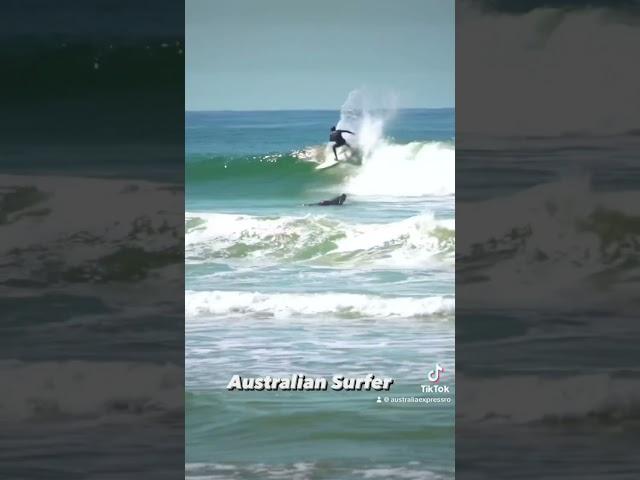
left=186, top=462, right=447, bottom=480
left=186, top=212, right=454, bottom=267
left=457, top=374, right=640, bottom=427
left=458, top=177, right=640, bottom=307
left=0, top=360, right=182, bottom=422
left=0, top=175, right=182, bottom=287
left=185, top=290, right=454, bottom=319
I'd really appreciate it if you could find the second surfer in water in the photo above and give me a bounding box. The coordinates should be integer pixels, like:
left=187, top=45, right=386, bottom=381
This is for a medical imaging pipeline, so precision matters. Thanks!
left=306, top=194, right=347, bottom=206
left=330, top=126, right=355, bottom=161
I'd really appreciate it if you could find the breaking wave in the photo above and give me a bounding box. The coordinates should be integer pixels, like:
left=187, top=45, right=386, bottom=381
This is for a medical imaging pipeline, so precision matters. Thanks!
left=185, top=462, right=447, bottom=480
left=0, top=175, right=182, bottom=289
left=188, top=90, right=453, bottom=199
left=186, top=290, right=454, bottom=320
left=457, top=177, right=640, bottom=307
left=188, top=138, right=453, bottom=200
left=186, top=211, right=454, bottom=267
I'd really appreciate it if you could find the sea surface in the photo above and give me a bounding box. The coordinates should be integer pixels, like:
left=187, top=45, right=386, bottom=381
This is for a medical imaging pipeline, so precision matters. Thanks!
left=0, top=38, right=185, bottom=478
left=456, top=132, right=640, bottom=477
left=186, top=104, right=456, bottom=479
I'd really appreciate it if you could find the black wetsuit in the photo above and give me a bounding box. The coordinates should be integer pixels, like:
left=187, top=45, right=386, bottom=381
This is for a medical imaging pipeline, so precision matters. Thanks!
left=306, top=194, right=347, bottom=206
left=330, top=129, right=352, bottom=147
left=330, top=129, right=354, bottom=160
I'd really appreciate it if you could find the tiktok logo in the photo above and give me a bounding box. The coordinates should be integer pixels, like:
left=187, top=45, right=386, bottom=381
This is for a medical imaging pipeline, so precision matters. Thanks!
left=427, top=363, right=445, bottom=383
left=421, top=363, right=449, bottom=393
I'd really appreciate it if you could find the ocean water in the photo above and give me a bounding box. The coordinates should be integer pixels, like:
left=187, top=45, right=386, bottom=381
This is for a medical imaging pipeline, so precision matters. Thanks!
left=0, top=174, right=184, bottom=478
left=186, top=105, right=455, bottom=479
left=0, top=37, right=185, bottom=478
left=456, top=133, right=640, bottom=477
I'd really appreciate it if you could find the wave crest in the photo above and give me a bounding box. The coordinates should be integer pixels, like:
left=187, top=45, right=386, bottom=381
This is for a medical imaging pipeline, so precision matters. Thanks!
left=186, top=290, right=454, bottom=320
left=186, top=212, right=454, bottom=267
left=458, top=177, right=640, bottom=307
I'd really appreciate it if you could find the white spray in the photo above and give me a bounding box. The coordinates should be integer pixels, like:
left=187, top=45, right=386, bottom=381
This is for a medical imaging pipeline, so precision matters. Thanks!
left=336, top=88, right=397, bottom=158
left=331, top=89, right=455, bottom=198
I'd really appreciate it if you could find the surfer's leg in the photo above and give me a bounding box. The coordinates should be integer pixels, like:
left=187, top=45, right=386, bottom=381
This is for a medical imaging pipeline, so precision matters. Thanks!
left=334, top=139, right=347, bottom=161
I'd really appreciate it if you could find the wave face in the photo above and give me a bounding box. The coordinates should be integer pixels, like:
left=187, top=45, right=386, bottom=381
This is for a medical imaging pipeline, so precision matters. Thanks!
left=187, top=153, right=318, bottom=183
left=188, top=138, right=454, bottom=200
left=186, top=290, right=454, bottom=320
left=186, top=211, right=454, bottom=267
left=187, top=95, right=454, bottom=200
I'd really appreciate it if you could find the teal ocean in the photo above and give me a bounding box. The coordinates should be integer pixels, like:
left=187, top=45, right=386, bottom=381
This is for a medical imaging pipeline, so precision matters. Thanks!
left=186, top=100, right=455, bottom=479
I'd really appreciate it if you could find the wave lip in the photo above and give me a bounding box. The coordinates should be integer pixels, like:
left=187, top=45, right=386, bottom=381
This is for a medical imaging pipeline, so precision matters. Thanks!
left=186, top=290, right=454, bottom=320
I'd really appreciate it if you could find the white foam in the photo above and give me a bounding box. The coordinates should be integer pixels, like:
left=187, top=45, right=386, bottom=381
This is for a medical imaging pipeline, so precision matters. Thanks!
left=458, top=176, right=640, bottom=308
left=332, top=89, right=455, bottom=198
left=185, top=462, right=445, bottom=480
left=0, top=174, right=182, bottom=287
left=185, top=212, right=454, bottom=267
left=353, top=467, right=441, bottom=480
left=185, top=290, right=454, bottom=320
left=346, top=141, right=455, bottom=197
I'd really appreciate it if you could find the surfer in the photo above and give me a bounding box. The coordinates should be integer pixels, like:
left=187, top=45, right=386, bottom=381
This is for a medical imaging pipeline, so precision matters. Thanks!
left=305, top=193, right=347, bottom=206
left=330, top=126, right=355, bottom=161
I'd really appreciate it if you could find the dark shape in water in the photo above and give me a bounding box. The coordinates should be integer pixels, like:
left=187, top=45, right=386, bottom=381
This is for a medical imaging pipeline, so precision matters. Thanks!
left=306, top=193, right=347, bottom=206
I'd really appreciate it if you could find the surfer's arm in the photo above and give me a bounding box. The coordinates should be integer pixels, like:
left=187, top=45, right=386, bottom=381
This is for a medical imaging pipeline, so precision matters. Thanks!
left=339, top=129, right=355, bottom=135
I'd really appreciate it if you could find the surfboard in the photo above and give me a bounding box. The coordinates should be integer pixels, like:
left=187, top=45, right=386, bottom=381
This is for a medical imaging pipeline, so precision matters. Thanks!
left=315, top=158, right=340, bottom=170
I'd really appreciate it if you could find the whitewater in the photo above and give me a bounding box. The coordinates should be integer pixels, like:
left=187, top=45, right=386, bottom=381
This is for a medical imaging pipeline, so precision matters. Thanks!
left=185, top=97, right=455, bottom=479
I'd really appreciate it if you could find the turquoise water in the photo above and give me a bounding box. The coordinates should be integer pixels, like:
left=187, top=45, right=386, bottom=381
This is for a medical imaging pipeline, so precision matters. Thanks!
left=186, top=106, right=455, bottom=479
